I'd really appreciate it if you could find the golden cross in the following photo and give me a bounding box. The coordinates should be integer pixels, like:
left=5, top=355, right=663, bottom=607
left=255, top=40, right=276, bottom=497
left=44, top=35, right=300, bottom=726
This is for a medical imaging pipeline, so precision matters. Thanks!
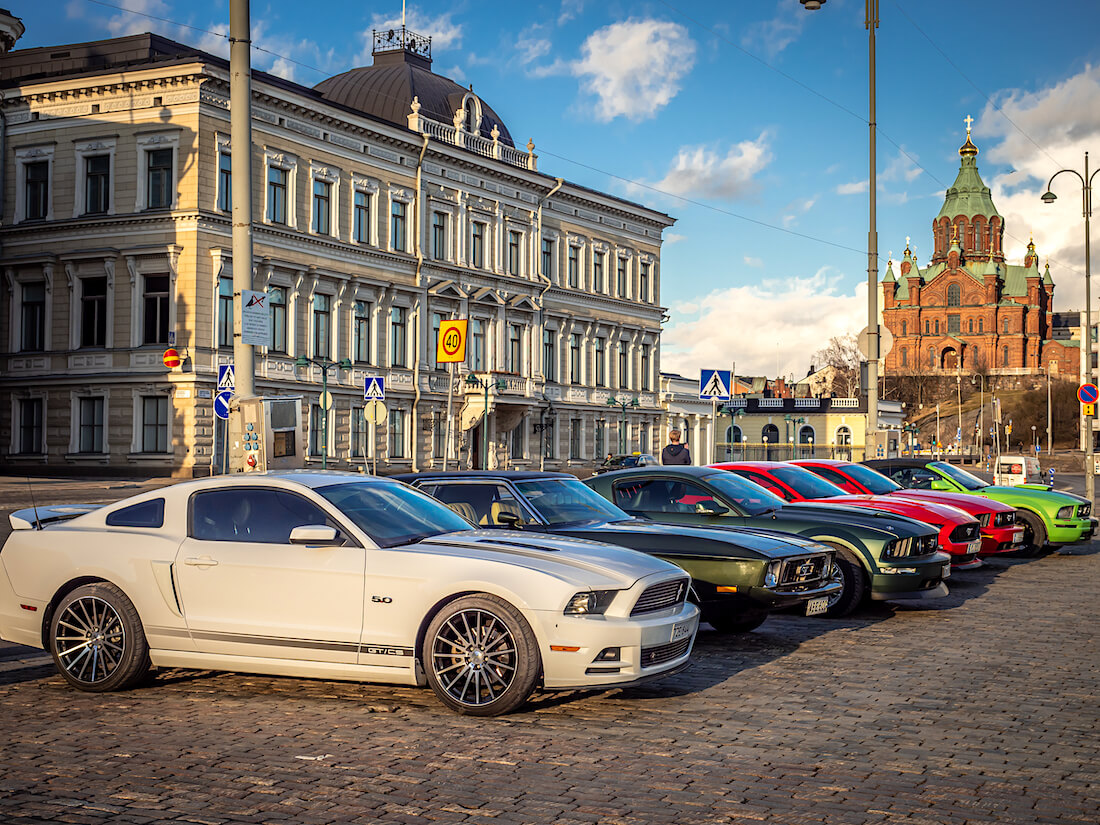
left=964, top=115, right=974, bottom=135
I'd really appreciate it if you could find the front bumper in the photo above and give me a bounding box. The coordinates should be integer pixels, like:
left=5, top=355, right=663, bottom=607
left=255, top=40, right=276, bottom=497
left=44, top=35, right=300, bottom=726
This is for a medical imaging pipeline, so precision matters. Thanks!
left=538, top=602, right=699, bottom=691
left=941, top=537, right=984, bottom=566
left=1048, top=517, right=1097, bottom=545
left=979, top=525, right=1025, bottom=555
left=746, top=579, right=842, bottom=609
left=869, top=552, right=951, bottom=601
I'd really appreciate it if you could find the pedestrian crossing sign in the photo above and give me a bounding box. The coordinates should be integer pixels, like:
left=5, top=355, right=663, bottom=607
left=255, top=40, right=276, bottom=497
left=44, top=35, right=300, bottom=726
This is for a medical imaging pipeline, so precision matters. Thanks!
left=364, top=376, right=386, bottom=401
left=699, top=369, right=731, bottom=401
left=217, top=364, right=235, bottom=392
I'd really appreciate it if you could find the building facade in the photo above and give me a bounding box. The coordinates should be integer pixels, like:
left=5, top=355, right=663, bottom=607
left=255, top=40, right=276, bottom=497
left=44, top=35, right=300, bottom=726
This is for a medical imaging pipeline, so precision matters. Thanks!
left=880, top=125, right=1078, bottom=379
left=0, top=29, right=672, bottom=476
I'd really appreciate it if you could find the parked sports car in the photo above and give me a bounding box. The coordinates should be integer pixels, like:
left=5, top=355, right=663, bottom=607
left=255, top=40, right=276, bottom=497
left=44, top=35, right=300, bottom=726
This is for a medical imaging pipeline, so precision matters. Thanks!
left=791, top=459, right=1024, bottom=556
left=864, top=458, right=1095, bottom=555
left=585, top=466, right=949, bottom=618
left=0, top=473, right=698, bottom=717
left=711, top=461, right=985, bottom=569
left=398, top=471, right=839, bottom=633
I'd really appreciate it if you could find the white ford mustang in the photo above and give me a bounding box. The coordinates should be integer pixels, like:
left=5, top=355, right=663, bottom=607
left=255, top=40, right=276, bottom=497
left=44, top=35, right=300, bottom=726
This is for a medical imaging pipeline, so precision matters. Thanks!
left=0, top=472, right=698, bottom=716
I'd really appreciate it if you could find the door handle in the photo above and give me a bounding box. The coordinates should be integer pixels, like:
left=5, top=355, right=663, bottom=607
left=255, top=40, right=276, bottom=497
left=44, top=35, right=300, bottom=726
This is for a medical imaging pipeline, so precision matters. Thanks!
left=184, top=556, right=219, bottom=567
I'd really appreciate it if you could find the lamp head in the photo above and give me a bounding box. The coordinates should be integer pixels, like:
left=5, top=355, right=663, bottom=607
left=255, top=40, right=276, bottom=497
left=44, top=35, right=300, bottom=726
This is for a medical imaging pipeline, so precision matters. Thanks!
left=800, top=0, right=825, bottom=8
left=606, top=396, right=618, bottom=407
left=338, top=358, right=353, bottom=370
left=1041, top=191, right=1057, bottom=204
left=464, top=374, right=478, bottom=386
left=630, top=397, right=640, bottom=408
left=294, top=355, right=309, bottom=368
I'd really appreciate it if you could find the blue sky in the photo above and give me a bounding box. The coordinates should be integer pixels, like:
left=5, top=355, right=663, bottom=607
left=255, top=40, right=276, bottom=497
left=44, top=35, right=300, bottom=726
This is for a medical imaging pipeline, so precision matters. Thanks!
left=34, top=1, right=1100, bottom=378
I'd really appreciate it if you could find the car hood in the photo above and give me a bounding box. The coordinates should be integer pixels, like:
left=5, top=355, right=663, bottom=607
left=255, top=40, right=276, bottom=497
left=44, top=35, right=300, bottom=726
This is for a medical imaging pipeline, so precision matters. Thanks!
left=768, top=501, right=934, bottom=538
left=888, top=490, right=1008, bottom=515
left=556, top=519, right=832, bottom=561
left=412, top=529, right=676, bottom=590
left=977, top=485, right=1090, bottom=507
left=826, top=495, right=974, bottom=525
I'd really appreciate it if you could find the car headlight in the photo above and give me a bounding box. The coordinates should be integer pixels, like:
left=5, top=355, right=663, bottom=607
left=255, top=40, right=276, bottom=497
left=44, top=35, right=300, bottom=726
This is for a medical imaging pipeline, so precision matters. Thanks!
left=564, top=590, right=618, bottom=615
left=764, top=560, right=782, bottom=588
left=883, top=537, right=913, bottom=559
left=1057, top=505, right=1074, bottom=519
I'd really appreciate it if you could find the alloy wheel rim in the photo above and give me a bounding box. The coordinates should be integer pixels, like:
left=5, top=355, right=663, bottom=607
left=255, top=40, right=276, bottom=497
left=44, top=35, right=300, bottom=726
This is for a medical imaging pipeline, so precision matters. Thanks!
left=431, top=608, right=517, bottom=706
left=54, top=596, right=125, bottom=684
left=824, top=562, right=845, bottom=607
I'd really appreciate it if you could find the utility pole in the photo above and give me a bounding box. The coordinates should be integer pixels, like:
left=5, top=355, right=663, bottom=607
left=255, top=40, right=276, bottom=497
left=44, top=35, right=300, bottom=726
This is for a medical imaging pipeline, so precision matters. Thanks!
left=230, top=0, right=255, bottom=400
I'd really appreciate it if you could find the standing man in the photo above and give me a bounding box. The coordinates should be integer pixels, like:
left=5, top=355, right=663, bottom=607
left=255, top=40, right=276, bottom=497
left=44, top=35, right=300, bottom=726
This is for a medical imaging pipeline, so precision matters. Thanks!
left=661, top=429, right=692, bottom=465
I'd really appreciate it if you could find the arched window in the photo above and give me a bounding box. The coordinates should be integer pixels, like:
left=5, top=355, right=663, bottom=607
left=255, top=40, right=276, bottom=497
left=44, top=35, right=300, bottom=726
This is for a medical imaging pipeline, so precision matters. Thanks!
left=461, top=93, right=482, bottom=135
left=968, top=318, right=974, bottom=334
left=901, top=320, right=907, bottom=337
left=947, top=283, right=961, bottom=307
left=935, top=319, right=940, bottom=335
left=761, top=423, right=779, bottom=460
left=1003, top=318, right=1010, bottom=333
left=979, top=318, right=984, bottom=333
left=900, top=347, right=908, bottom=366
left=925, top=319, right=930, bottom=335
left=929, top=347, right=935, bottom=367
left=1003, top=346, right=1009, bottom=366
left=835, top=426, right=852, bottom=461
left=726, top=425, right=743, bottom=460
left=798, top=425, right=815, bottom=458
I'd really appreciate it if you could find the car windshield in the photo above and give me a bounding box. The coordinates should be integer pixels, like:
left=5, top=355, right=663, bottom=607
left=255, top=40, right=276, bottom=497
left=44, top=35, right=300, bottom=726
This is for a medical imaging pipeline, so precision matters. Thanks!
left=514, top=478, right=631, bottom=526
left=769, top=465, right=847, bottom=499
left=700, top=472, right=787, bottom=515
left=608, top=455, right=640, bottom=468
left=836, top=463, right=901, bottom=494
left=317, top=481, right=474, bottom=548
left=930, top=462, right=988, bottom=490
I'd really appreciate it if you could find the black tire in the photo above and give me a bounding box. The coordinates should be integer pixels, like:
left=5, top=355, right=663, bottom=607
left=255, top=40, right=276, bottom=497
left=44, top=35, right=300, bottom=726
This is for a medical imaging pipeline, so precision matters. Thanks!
left=422, top=594, right=541, bottom=717
left=49, top=582, right=150, bottom=692
left=823, top=548, right=866, bottom=618
left=703, top=607, right=768, bottom=634
left=1016, top=511, right=1047, bottom=557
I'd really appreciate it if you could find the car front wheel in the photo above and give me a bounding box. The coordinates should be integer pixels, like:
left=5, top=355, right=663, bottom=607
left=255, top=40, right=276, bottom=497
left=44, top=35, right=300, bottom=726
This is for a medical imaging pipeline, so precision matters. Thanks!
left=1016, top=511, right=1047, bottom=557
left=422, top=594, right=541, bottom=716
left=822, top=548, right=866, bottom=618
left=49, top=582, right=150, bottom=692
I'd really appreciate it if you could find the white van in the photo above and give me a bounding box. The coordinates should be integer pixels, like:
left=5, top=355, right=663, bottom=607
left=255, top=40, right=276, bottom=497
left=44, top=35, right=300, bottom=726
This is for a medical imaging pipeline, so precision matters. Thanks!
left=994, top=455, right=1043, bottom=487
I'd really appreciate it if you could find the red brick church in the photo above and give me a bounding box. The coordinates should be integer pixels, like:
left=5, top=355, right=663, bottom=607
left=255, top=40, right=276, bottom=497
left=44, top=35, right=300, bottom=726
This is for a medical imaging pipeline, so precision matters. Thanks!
left=881, top=122, right=1078, bottom=378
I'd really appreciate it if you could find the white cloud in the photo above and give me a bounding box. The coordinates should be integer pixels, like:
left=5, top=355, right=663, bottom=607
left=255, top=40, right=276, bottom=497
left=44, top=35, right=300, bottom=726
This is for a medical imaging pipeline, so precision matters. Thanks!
left=664, top=233, right=687, bottom=244
left=744, top=256, right=764, bottom=268
left=661, top=270, right=865, bottom=379
left=102, top=0, right=169, bottom=37
left=633, top=134, right=772, bottom=201
left=558, top=0, right=585, bottom=25
left=836, top=180, right=869, bottom=195
left=443, top=64, right=467, bottom=84
left=740, top=10, right=806, bottom=59
left=976, top=65, right=1100, bottom=310
left=570, top=19, right=695, bottom=122
left=516, top=25, right=552, bottom=68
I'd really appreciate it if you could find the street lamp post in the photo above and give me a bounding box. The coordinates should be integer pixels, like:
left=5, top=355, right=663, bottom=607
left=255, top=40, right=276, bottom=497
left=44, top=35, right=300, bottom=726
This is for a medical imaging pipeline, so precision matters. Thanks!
left=294, top=355, right=352, bottom=469
left=607, top=395, right=640, bottom=454
left=465, top=373, right=507, bottom=469
left=1043, top=152, right=1099, bottom=503
left=802, top=0, right=880, bottom=446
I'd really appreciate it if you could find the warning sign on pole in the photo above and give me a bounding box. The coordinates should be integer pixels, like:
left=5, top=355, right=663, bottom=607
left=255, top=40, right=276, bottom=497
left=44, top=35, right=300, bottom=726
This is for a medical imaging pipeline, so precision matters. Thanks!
left=437, top=320, right=468, bottom=364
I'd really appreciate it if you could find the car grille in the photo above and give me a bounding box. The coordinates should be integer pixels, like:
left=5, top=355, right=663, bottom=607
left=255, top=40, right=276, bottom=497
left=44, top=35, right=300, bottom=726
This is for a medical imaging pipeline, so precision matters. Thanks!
left=630, top=578, right=688, bottom=616
left=779, top=555, right=828, bottom=586
left=640, top=637, right=691, bottom=668
left=994, top=511, right=1016, bottom=526
left=949, top=523, right=980, bottom=542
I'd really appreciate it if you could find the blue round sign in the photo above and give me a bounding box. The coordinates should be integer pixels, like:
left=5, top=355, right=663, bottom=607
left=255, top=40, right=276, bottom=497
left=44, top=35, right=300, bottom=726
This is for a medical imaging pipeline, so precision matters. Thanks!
left=214, top=390, right=233, bottom=420
left=1078, top=383, right=1098, bottom=404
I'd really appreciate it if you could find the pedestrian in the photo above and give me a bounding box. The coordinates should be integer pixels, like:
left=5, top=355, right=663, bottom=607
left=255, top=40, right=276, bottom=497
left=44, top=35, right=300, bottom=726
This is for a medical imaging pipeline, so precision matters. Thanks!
left=661, top=429, right=692, bottom=465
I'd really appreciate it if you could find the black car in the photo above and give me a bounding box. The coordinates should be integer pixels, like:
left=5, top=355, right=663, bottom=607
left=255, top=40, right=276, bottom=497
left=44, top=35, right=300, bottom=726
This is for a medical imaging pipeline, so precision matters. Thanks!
left=396, top=471, right=839, bottom=633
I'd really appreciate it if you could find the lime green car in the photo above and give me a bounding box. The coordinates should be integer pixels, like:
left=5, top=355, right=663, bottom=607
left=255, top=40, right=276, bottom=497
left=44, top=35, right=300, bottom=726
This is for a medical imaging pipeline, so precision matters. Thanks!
left=864, top=459, right=1095, bottom=555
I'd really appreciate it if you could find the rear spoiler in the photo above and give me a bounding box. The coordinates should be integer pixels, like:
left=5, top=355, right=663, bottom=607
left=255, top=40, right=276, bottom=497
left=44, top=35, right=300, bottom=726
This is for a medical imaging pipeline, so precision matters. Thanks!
left=9, top=504, right=104, bottom=531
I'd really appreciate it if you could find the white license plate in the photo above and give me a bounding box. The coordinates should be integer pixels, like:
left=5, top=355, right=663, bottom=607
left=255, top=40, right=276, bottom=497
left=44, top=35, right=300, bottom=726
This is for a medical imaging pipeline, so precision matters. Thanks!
left=671, top=620, right=694, bottom=642
left=805, top=596, right=829, bottom=616
left=966, top=540, right=982, bottom=553
left=942, top=563, right=951, bottom=578
left=1011, top=529, right=1025, bottom=545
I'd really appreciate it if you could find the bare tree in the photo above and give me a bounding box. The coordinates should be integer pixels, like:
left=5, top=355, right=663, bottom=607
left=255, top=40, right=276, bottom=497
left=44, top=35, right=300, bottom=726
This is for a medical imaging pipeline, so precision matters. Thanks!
left=812, top=334, right=862, bottom=397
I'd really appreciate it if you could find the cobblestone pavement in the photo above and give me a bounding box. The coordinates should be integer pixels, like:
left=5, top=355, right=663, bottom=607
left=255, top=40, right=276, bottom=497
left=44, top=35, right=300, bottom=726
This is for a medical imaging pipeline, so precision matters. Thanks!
left=0, top=480, right=1097, bottom=824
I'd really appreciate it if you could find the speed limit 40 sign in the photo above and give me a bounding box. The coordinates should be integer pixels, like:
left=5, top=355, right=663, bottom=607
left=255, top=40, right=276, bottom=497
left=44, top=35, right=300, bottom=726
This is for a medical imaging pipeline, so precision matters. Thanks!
left=437, top=319, right=468, bottom=364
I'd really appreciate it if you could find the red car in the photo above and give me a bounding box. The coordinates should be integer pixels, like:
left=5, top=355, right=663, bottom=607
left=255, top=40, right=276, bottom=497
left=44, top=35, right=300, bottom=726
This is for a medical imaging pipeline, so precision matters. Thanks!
left=792, top=459, right=1024, bottom=556
left=710, top=461, right=984, bottom=569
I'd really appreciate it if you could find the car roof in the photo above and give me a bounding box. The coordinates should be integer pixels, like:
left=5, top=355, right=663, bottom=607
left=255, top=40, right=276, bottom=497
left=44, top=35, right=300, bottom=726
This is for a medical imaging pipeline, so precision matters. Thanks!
left=792, top=459, right=848, bottom=467
left=393, top=470, right=575, bottom=482
left=863, top=459, right=929, bottom=469
left=712, top=461, right=787, bottom=471
left=595, top=465, right=722, bottom=481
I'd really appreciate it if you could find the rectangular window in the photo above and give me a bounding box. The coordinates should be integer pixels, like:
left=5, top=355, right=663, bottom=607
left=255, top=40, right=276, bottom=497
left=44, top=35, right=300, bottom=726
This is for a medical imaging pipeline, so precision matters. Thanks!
left=471, top=221, right=485, bottom=268
left=471, top=319, right=486, bottom=371
left=217, top=152, right=232, bottom=212
left=268, top=286, right=287, bottom=353
left=267, top=167, right=287, bottom=223
left=218, top=275, right=234, bottom=348
left=146, top=148, right=173, bottom=209
left=351, top=407, right=367, bottom=458
left=81, top=277, right=107, bottom=348
left=309, top=404, right=324, bottom=456
left=389, top=409, right=406, bottom=459
left=432, top=212, right=448, bottom=260
left=390, top=306, right=407, bottom=367
left=507, top=323, right=522, bottom=373
left=543, top=419, right=555, bottom=459
left=570, top=418, right=582, bottom=459
left=433, top=411, right=447, bottom=459
left=78, top=397, right=104, bottom=453
left=510, top=420, right=524, bottom=460
left=391, top=201, right=407, bottom=251
left=617, top=258, right=627, bottom=297
left=25, top=161, right=48, bottom=221
left=312, top=179, right=331, bottom=235
left=20, top=282, right=45, bottom=351
left=18, top=398, right=43, bottom=455
left=567, top=246, right=579, bottom=288
left=595, top=338, right=606, bottom=387
left=593, top=251, right=604, bottom=292
left=947, top=315, right=960, bottom=335
left=354, top=301, right=371, bottom=363
left=619, top=342, right=629, bottom=388
left=639, top=263, right=650, bottom=303
left=354, top=190, right=371, bottom=243
left=430, top=312, right=444, bottom=370
left=543, top=329, right=556, bottom=382
left=141, top=396, right=169, bottom=453
left=143, top=275, right=170, bottom=345
left=508, top=231, right=521, bottom=276
left=569, top=333, right=581, bottom=384
left=641, top=344, right=651, bottom=390
left=594, top=419, right=605, bottom=458
left=85, top=155, right=109, bottom=214
left=541, top=238, right=553, bottom=281
left=313, top=294, right=331, bottom=358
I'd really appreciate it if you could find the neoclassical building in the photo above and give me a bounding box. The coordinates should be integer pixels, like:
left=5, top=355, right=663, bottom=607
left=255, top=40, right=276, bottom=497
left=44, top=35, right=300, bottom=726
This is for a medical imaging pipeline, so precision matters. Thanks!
left=0, top=28, right=672, bottom=476
left=881, top=125, right=1078, bottom=379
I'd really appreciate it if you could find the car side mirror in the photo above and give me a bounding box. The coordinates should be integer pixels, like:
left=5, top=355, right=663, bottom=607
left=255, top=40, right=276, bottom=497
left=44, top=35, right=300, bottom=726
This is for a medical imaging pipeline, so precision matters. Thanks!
left=496, top=511, right=522, bottom=528
left=695, top=501, right=730, bottom=516
left=289, top=525, right=342, bottom=546
left=930, top=479, right=953, bottom=491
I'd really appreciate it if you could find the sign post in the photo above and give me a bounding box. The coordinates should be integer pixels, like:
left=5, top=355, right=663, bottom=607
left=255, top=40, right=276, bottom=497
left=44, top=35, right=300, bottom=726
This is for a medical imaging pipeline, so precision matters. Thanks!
left=700, top=369, right=731, bottom=464
left=437, top=320, right=468, bottom=471
left=364, top=377, right=386, bottom=476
